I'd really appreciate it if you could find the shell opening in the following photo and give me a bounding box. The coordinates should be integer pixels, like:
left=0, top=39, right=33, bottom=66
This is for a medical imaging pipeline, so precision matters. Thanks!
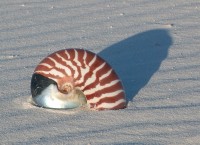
left=31, top=73, right=87, bottom=109
left=31, top=85, right=87, bottom=109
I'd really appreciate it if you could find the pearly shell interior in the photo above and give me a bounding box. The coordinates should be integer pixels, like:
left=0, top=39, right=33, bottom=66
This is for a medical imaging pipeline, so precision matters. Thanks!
left=31, top=73, right=87, bottom=109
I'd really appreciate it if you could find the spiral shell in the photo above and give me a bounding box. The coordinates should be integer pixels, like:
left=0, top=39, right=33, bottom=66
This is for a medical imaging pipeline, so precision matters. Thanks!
left=31, top=48, right=126, bottom=110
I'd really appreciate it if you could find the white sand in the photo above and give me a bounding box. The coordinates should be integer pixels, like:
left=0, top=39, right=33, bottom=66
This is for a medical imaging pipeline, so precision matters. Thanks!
left=1, top=0, right=200, bottom=144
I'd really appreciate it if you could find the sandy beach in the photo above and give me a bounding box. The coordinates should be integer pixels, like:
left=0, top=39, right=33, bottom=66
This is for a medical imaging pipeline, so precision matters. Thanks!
left=1, top=0, right=200, bottom=144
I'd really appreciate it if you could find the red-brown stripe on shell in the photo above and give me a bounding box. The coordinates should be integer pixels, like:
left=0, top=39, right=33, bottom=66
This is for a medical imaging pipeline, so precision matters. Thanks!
left=31, top=48, right=126, bottom=110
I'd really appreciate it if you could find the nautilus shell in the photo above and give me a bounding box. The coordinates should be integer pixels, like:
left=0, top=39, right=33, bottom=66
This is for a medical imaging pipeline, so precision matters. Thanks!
left=31, top=48, right=126, bottom=110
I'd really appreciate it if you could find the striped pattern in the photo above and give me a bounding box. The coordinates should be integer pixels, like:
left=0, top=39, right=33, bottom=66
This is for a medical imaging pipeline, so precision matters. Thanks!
left=34, top=48, right=126, bottom=110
